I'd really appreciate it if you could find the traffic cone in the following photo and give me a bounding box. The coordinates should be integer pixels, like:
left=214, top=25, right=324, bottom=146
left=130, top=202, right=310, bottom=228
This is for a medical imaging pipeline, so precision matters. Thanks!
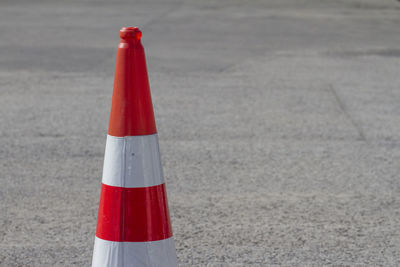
left=92, top=27, right=178, bottom=267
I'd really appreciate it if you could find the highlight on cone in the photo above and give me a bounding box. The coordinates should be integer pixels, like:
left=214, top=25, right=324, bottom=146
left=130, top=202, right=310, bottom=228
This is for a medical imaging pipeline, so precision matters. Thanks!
left=92, top=27, right=178, bottom=267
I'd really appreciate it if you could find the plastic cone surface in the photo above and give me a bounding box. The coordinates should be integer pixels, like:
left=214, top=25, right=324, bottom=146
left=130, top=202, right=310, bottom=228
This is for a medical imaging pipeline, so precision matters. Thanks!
left=92, top=27, right=178, bottom=267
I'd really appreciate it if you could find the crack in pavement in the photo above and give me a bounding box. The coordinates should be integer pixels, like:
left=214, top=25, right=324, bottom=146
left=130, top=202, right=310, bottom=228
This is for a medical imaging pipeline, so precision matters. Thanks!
left=329, top=84, right=368, bottom=143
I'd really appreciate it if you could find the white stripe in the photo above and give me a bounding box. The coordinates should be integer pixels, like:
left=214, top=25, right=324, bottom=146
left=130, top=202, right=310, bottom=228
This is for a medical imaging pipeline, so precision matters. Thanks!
left=92, top=237, right=178, bottom=267
left=102, top=134, right=164, bottom=188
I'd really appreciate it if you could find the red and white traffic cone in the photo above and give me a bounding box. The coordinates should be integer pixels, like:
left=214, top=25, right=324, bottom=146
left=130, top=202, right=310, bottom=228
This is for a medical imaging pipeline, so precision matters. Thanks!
left=92, top=27, right=178, bottom=267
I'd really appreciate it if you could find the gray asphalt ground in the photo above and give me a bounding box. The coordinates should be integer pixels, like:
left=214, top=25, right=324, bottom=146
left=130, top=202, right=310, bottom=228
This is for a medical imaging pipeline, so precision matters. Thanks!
left=1, top=0, right=400, bottom=266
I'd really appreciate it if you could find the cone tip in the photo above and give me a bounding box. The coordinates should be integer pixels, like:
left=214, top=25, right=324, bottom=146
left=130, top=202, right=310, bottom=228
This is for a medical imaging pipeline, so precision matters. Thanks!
left=120, top=27, right=142, bottom=41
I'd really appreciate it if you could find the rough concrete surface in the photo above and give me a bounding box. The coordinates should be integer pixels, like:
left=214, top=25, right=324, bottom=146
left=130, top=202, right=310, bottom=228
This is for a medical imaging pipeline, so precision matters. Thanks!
left=1, top=0, right=400, bottom=266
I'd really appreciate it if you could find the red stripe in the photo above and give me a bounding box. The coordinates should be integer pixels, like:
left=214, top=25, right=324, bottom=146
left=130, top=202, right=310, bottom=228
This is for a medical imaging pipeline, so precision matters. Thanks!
left=108, top=39, right=157, bottom=136
left=96, top=183, right=173, bottom=242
